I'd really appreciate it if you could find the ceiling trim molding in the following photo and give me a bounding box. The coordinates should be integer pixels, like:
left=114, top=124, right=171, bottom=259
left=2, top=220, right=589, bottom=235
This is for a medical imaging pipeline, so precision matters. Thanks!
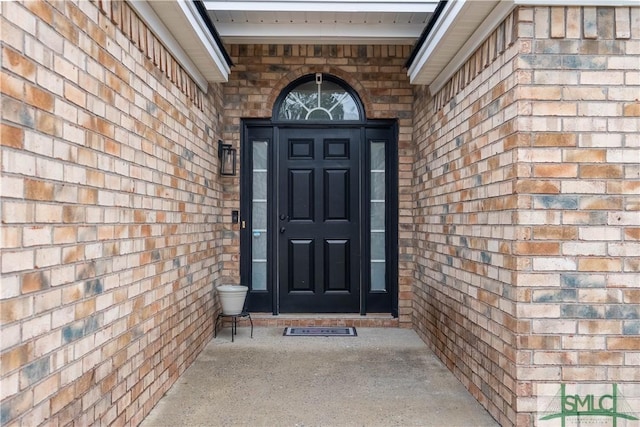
left=204, top=1, right=437, bottom=13
left=216, top=22, right=423, bottom=44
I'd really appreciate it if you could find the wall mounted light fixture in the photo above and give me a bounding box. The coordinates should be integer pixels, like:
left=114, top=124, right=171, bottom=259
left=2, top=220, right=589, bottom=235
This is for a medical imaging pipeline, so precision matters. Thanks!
left=218, top=140, right=237, bottom=176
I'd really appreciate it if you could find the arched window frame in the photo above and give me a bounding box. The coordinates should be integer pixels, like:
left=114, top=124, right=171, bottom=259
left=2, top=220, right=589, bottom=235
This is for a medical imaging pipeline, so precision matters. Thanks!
left=273, top=73, right=365, bottom=123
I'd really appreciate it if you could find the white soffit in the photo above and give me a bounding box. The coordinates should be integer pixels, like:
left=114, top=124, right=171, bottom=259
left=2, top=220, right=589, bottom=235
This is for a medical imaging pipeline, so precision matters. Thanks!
left=204, top=1, right=439, bottom=44
left=407, top=0, right=500, bottom=87
left=130, top=0, right=230, bottom=89
left=409, top=0, right=640, bottom=90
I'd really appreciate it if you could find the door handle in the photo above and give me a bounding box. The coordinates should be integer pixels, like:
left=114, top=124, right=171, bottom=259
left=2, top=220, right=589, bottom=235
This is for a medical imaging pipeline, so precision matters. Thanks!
left=279, top=227, right=286, bottom=233
left=279, top=214, right=289, bottom=221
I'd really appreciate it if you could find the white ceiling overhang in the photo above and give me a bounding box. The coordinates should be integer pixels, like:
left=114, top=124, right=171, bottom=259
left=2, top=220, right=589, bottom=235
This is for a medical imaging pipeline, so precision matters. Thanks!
left=130, top=0, right=639, bottom=90
left=202, top=0, right=440, bottom=44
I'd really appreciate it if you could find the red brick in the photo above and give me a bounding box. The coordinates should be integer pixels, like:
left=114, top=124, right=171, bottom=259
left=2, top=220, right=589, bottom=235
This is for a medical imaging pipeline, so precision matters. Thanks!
left=24, top=85, right=54, bottom=111
left=0, top=123, right=24, bottom=149
left=578, top=351, right=624, bottom=365
left=608, top=337, right=640, bottom=350
left=517, top=335, right=561, bottom=350
left=21, top=271, right=48, bottom=294
left=35, top=111, right=60, bottom=136
left=580, top=197, right=622, bottom=210
left=75, top=299, right=96, bottom=320
left=24, top=179, right=55, bottom=201
left=64, top=83, right=86, bottom=107
left=1, top=71, right=24, bottom=99
left=624, top=290, right=640, bottom=303
left=515, top=180, right=560, bottom=194
left=533, top=133, right=576, bottom=147
left=515, top=242, right=560, bottom=255
left=0, top=343, right=33, bottom=373
left=52, top=8, right=79, bottom=42
left=564, top=149, right=606, bottom=163
left=580, top=164, right=623, bottom=178
left=624, top=103, right=640, bottom=116
left=53, top=227, right=76, bottom=244
left=62, top=246, right=83, bottom=263
left=2, top=46, right=36, bottom=80
left=78, top=188, right=98, bottom=204
left=533, top=164, right=577, bottom=178
left=578, top=258, right=622, bottom=272
left=50, top=384, right=75, bottom=414
left=23, top=1, right=54, bottom=24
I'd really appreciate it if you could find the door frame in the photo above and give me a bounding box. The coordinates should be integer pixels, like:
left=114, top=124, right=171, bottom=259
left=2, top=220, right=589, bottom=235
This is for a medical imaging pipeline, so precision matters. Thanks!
left=240, top=119, right=398, bottom=316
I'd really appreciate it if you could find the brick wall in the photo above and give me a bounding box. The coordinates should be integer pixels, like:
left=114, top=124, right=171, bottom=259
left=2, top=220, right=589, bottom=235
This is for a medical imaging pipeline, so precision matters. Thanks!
left=412, top=5, right=639, bottom=426
left=513, top=6, right=639, bottom=426
left=2, top=1, right=638, bottom=425
left=412, top=7, right=522, bottom=424
left=223, top=44, right=416, bottom=324
left=1, top=1, right=225, bottom=425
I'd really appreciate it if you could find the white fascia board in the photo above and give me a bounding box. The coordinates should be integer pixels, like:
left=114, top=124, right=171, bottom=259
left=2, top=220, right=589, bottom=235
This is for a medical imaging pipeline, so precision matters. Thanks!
left=407, top=0, right=478, bottom=84
left=129, top=1, right=210, bottom=91
left=428, top=0, right=510, bottom=93
left=204, top=1, right=438, bottom=13
left=177, top=0, right=231, bottom=82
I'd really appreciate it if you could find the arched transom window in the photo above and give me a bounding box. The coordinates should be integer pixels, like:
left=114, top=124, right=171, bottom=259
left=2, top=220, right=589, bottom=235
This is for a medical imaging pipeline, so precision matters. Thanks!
left=275, top=73, right=363, bottom=121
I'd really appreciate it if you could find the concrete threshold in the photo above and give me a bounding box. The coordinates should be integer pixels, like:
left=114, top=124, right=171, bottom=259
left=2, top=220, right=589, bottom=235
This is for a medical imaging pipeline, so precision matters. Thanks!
left=141, top=327, right=498, bottom=427
left=247, top=313, right=400, bottom=328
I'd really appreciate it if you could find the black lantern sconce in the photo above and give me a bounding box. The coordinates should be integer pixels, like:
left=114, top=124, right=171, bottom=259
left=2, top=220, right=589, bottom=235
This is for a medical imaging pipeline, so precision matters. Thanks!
left=218, top=140, right=237, bottom=176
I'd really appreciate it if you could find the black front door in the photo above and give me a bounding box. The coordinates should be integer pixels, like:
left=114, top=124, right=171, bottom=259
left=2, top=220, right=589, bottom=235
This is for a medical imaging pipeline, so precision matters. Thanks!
left=241, top=119, right=397, bottom=315
left=278, top=127, right=360, bottom=313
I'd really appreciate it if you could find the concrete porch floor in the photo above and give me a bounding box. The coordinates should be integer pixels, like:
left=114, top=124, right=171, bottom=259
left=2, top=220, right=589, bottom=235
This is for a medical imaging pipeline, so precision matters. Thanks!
left=140, top=327, right=499, bottom=427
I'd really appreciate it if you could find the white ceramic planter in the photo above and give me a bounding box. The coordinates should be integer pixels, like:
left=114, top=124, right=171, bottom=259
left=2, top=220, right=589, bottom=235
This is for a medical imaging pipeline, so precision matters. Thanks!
left=217, top=285, right=248, bottom=315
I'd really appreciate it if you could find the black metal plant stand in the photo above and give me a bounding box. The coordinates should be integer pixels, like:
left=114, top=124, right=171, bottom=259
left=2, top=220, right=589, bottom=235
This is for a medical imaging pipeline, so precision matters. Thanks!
left=214, top=311, right=253, bottom=342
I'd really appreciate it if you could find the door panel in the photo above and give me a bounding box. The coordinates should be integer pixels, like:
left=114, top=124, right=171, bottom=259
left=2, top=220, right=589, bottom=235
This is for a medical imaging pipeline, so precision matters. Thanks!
left=324, top=239, right=350, bottom=291
left=278, top=127, right=360, bottom=313
left=290, top=139, right=314, bottom=159
left=289, top=170, right=314, bottom=220
left=324, top=169, right=350, bottom=220
left=289, top=239, right=314, bottom=291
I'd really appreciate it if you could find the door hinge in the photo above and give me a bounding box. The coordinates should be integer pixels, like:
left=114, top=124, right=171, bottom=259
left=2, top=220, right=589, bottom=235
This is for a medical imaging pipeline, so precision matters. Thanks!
left=242, top=220, right=246, bottom=229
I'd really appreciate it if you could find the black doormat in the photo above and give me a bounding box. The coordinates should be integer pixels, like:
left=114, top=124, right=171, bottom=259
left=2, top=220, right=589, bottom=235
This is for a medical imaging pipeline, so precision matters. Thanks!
left=283, top=327, right=357, bottom=337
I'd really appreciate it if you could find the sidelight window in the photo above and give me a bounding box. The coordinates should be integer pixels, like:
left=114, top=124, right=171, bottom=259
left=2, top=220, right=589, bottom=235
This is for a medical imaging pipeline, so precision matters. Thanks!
left=251, top=140, right=268, bottom=291
left=370, top=141, right=386, bottom=292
